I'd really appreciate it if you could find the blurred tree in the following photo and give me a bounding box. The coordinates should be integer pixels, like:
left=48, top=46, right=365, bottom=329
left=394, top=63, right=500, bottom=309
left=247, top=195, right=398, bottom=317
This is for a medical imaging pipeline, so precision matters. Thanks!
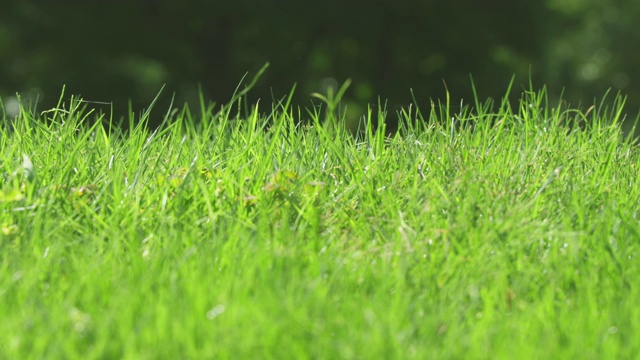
left=544, top=0, right=640, bottom=105
left=0, top=0, right=637, bottom=128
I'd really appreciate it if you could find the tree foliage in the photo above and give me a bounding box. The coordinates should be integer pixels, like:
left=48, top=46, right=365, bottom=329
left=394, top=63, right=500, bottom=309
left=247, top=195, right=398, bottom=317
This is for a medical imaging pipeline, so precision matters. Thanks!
left=0, top=1, right=638, bottom=125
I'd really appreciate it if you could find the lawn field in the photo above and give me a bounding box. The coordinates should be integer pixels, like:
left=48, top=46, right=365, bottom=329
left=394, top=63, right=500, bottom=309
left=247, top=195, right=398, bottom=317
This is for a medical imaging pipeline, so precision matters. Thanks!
left=1, top=83, right=639, bottom=359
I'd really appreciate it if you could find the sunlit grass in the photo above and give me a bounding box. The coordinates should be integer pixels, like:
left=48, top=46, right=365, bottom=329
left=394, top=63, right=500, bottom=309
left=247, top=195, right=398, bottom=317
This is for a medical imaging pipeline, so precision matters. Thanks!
left=1, top=82, right=639, bottom=358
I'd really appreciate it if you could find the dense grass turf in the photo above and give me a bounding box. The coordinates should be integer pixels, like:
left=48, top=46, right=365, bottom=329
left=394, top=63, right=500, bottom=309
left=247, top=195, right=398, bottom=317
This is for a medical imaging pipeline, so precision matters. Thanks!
left=1, top=84, right=639, bottom=359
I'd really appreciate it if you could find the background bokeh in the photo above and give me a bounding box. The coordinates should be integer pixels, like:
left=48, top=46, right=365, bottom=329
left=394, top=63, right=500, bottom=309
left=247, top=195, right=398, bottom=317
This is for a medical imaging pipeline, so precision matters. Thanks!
left=1, top=0, right=639, bottom=129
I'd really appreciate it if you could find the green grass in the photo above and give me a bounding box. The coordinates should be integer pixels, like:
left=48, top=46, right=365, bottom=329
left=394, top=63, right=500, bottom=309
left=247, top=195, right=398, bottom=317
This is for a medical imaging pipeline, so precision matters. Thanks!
left=1, top=83, right=639, bottom=359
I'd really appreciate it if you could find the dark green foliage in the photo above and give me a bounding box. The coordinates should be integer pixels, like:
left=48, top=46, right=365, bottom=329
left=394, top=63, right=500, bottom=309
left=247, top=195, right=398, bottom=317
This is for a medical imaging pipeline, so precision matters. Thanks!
left=0, top=1, right=638, bottom=127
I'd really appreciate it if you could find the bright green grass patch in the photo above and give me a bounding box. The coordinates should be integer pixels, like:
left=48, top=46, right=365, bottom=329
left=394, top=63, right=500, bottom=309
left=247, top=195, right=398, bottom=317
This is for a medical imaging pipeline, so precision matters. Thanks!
left=1, top=85, right=639, bottom=359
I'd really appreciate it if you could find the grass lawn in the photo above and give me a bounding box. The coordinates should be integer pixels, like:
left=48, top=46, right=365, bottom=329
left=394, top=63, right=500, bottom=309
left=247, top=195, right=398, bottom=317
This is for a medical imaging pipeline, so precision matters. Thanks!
left=1, top=81, right=639, bottom=358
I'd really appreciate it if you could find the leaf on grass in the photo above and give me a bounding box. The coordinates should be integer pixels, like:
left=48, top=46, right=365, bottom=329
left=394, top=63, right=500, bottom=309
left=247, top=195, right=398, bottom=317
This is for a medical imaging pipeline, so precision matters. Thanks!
left=0, top=189, right=25, bottom=203
left=243, top=195, right=257, bottom=206
left=23, top=154, right=36, bottom=182
left=69, top=184, right=97, bottom=198
left=199, top=167, right=213, bottom=180
left=1, top=223, right=19, bottom=236
left=263, top=170, right=298, bottom=193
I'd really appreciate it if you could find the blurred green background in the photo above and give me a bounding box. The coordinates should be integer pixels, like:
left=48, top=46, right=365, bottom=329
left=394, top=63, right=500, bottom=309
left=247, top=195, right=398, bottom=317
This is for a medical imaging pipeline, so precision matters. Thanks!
left=1, top=0, right=639, bottom=128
